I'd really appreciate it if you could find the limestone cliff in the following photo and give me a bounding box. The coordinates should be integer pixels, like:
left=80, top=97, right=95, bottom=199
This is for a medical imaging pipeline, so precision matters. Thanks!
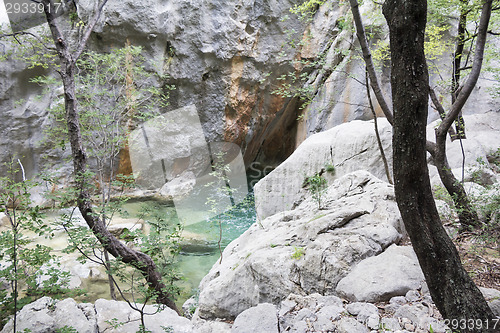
left=0, top=0, right=497, bottom=179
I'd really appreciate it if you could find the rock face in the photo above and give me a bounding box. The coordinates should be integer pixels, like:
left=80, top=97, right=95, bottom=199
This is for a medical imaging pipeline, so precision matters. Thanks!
left=195, top=171, right=407, bottom=320
left=427, top=112, right=500, bottom=187
left=1, top=0, right=310, bottom=178
left=2, top=0, right=497, bottom=182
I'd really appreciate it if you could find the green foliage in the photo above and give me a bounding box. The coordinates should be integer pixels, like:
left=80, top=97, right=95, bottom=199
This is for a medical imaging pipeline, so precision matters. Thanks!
left=55, top=326, right=78, bottom=333
left=0, top=159, right=77, bottom=328
left=324, top=163, right=336, bottom=173
left=371, top=40, right=391, bottom=66
left=41, top=45, right=173, bottom=170
left=303, top=172, right=328, bottom=209
left=291, top=246, right=305, bottom=259
left=432, top=152, right=500, bottom=249
left=105, top=318, right=125, bottom=329
left=290, top=0, right=326, bottom=19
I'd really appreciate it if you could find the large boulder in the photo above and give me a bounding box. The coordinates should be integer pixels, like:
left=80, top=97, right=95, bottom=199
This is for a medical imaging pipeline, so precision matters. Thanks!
left=256, top=113, right=500, bottom=221
left=231, top=303, right=279, bottom=333
left=427, top=112, right=500, bottom=187
left=335, top=245, right=425, bottom=302
left=1, top=297, right=194, bottom=333
left=1, top=297, right=97, bottom=333
left=254, top=119, right=393, bottom=220
left=95, top=299, right=193, bottom=333
left=196, top=171, right=405, bottom=320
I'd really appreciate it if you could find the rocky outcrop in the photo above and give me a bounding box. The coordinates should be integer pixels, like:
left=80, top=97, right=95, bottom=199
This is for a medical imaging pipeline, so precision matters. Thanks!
left=427, top=112, right=500, bottom=187
left=195, top=171, right=408, bottom=320
left=232, top=291, right=452, bottom=333
left=1, top=0, right=311, bottom=179
left=0, top=297, right=193, bottom=333
left=3, top=0, right=497, bottom=182
left=254, top=118, right=393, bottom=220
left=255, top=113, right=500, bottom=221
left=5, top=287, right=500, bottom=332
left=1, top=297, right=98, bottom=333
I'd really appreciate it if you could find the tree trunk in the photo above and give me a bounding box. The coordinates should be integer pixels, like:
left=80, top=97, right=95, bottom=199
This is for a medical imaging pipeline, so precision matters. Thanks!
left=348, top=0, right=481, bottom=232
left=42, top=0, right=179, bottom=313
left=382, top=0, right=494, bottom=328
left=427, top=141, right=481, bottom=231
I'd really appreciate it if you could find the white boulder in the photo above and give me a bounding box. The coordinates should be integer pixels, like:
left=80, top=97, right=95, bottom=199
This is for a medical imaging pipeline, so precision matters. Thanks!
left=196, top=171, right=404, bottom=320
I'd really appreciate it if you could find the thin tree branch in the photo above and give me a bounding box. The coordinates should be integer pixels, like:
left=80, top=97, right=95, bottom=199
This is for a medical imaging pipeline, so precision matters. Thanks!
left=429, top=87, right=457, bottom=138
left=437, top=0, right=493, bottom=138
left=0, top=31, right=55, bottom=50
left=348, top=0, right=393, bottom=125
left=74, top=0, right=109, bottom=60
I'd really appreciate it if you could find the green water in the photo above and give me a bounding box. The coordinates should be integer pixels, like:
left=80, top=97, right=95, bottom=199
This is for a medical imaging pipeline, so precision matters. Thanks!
left=119, top=194, right=257, bottom=307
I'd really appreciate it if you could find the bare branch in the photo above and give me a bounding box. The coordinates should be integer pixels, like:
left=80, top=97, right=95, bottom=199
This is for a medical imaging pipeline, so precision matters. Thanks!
left=74, top=0, right=109, bottom=60
left=0, top=31, right=55, bottom=50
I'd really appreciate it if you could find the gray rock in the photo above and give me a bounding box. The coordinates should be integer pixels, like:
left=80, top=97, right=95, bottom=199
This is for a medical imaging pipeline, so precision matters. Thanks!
left=254, top=119, right=394, bottom=220
left=380, top=317, right=402, bottom=331
left=95, top=299, right=193, bottom=333
left=428, top=113, right=500, bottom=188
left=1, top=297, right=97, bottom=333
left=366, top=313, right=380, bottom=330
left=346, top=302, right=379, bottom=317
left=336, top=245, right=425, bottom=302
left=313, top=313, right=337, bottom=332
left=197, top=171, right=404, bottom=319
left=480, top=286, right=500, bottom=301
left=346, top=302, right=379, bottom=326
left=231, top=303, right=278, bottom=333
left=192, top=319, right=232, bottom=333
left=295, top=308, right=317, bottom=322
left=316, top=305, right=344, bottom=321
left=278, top=299, right=297, bottom=317
left=159, top=171, right=196, bottom=199
left=1, top=0, right=309, bottom=179
left=479, top=287, right=500, bottom=317
left=489, top=300, right=500, bottom=318
left=394, top=304, right=442, bottom=332
left=336, top=317, right=370, bottom=333
left=405, top=290, right=421, bottom=303
left=390, top=296, right=408, bottom=305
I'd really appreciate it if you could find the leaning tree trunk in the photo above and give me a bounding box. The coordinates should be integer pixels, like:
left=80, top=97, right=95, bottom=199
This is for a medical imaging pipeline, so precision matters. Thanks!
left=43, top=0, right=179, bottom=313
left=382, top=0, right=494, bottom=328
